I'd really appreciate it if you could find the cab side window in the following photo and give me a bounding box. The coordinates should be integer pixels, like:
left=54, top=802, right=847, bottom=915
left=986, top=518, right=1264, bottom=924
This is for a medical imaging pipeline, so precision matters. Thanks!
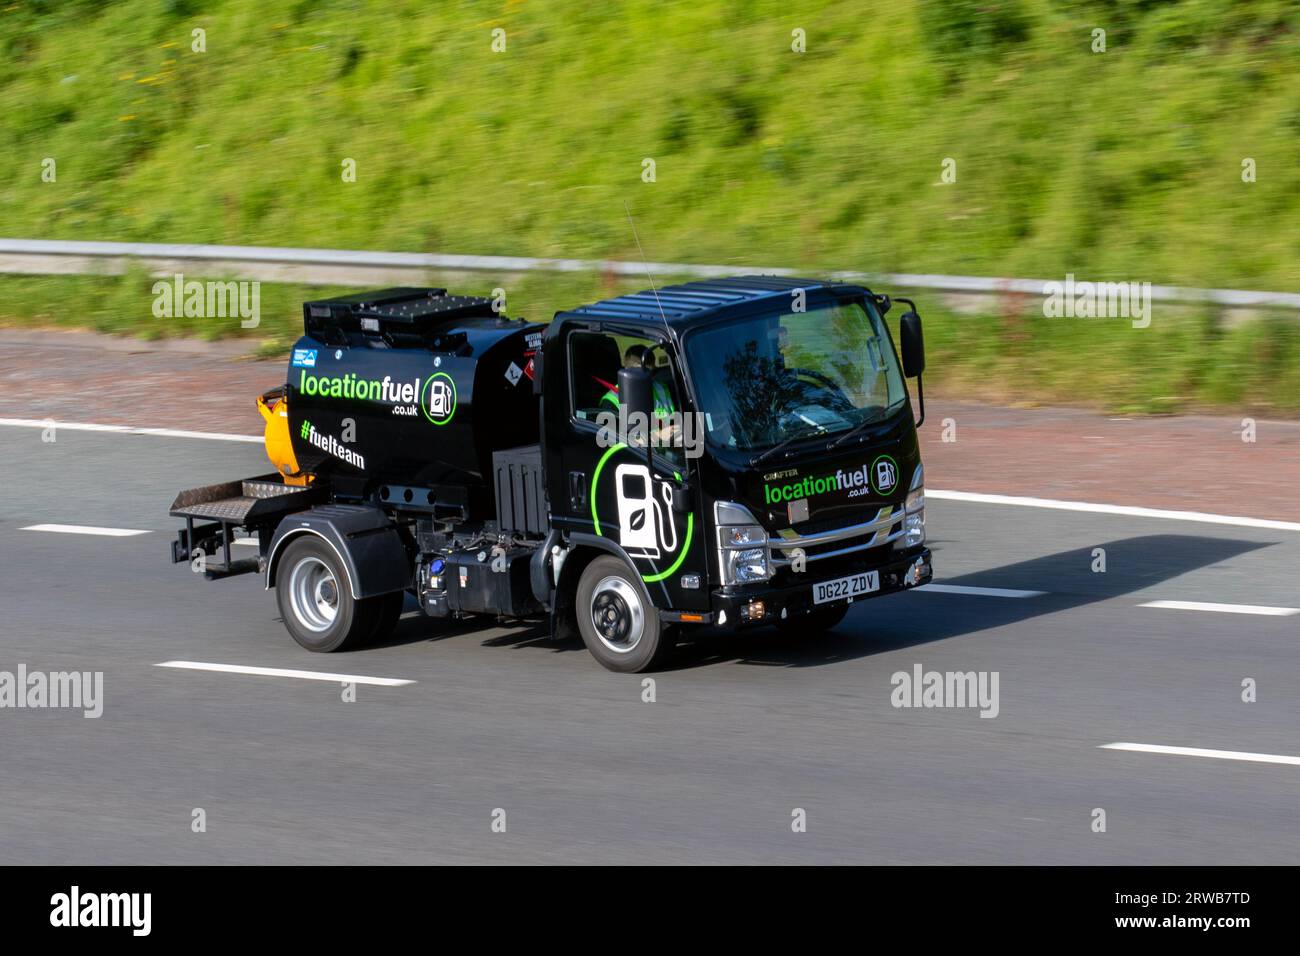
left=568, top=330, right=680, bottom=422
left=567, top=329, right=686, bottom=467
left=568, top=331, right=623, bottom=423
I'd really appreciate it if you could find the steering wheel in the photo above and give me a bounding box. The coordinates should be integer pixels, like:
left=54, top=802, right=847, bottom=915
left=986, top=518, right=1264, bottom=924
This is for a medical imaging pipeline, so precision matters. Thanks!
left=787, top=367, right=841, bottom=391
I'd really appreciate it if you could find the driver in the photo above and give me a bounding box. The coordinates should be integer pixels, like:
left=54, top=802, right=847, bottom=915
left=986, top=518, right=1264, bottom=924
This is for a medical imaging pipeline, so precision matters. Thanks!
left=601, top=345, right=676, bottom=417
left=601, top=345, right=679, bottom=447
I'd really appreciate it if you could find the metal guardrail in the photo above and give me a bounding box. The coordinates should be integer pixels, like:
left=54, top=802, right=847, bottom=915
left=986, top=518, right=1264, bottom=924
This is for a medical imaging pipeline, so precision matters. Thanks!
left=2, top=237, right=1298, bottom=309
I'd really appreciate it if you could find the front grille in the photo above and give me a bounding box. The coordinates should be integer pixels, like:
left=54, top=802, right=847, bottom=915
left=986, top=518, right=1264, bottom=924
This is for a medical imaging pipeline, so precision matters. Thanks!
left=770, top=505, right=904, bottom=566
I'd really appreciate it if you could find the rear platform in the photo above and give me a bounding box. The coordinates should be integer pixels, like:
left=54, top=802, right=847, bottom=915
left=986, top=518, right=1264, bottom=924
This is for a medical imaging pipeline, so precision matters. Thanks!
left=169, top=475, right=326, bottom=578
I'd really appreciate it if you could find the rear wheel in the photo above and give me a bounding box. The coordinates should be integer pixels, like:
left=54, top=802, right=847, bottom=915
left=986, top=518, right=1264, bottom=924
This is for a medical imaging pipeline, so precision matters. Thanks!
left=276, top=536, right=379, bottom=652
left=774, top=603, right=850, bottom=634
left=576, top=556, right=675, bottom=673
left=367, top=590, right=406, bottom=644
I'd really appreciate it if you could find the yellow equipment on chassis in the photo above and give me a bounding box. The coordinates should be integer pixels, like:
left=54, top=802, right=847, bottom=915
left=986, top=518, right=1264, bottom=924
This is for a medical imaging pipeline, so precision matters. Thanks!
left=256, top=387, right=310, bottom=487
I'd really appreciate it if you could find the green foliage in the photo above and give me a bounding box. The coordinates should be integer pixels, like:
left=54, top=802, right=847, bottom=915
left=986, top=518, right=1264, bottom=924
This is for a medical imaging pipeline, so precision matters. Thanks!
left=1, top=0, right=1297, bottom=288
left=918, top=0, right=1033, bottom=72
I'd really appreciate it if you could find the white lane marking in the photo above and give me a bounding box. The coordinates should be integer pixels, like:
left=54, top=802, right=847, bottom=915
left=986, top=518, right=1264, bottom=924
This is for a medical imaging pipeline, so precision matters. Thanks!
left=1139, top=599, right=1299, bottom=617
left=1101, top=742, right=1300, bottom=767
left=4, top=418, right=1298, bottom=531
left=919, top=583, right=1047, bottom=598
left=929, top=489, right=1300, bottom=533
left=22, top=523, right=149, bottom=537
left=157, top=660, right=413, bottom=686
left=0, top=417, right=261, bottom=443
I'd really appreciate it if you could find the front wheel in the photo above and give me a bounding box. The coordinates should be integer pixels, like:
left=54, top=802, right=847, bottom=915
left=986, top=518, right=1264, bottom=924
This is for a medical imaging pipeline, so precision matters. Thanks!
left=576, top=556, right=675, bottom=673
left=276, top=536, right=380, bottom=652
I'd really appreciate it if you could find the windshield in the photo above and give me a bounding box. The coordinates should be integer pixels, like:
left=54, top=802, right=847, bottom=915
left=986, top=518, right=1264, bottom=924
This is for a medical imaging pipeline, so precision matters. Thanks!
left=684, top=299, right=908, bottom=452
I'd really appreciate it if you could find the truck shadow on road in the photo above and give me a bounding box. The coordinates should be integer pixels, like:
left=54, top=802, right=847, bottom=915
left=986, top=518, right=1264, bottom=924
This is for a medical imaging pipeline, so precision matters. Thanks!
left=368, top=534, right=1273, bottom=670
left=667, top=533, right=1274, bottom=670
left=372, top=610, right=552, bottom=653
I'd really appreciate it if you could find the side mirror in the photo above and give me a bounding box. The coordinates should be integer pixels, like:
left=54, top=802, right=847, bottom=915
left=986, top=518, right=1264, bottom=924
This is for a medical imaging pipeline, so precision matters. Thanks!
left=900, top=310, right=925, bottom=378
left=617, top=365, right=654, bottom=435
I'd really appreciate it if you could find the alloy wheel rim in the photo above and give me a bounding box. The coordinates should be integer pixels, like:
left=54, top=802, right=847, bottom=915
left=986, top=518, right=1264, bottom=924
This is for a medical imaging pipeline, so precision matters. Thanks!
left=590, top=575, right=645, bottom=654
left=289, top=556, right=339, bottom=632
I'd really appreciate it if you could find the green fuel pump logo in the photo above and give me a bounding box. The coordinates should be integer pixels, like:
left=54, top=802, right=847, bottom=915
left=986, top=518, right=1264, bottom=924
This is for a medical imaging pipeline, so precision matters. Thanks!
left=591, top=443, right=693, bottom=584
left=871, top=455, right=898, bottom=494
left=421, top=372, right=457, bottom=425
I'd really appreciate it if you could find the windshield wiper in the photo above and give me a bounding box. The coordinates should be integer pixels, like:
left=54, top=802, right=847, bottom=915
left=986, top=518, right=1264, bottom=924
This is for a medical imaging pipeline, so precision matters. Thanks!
left=827, top=406, right=889, bottom=450
left=749, top=424, right=828, bottom=466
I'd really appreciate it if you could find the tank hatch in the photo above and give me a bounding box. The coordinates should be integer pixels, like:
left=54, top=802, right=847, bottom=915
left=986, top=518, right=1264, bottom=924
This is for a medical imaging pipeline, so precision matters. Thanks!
left=304, top=287, right=497, bottom=338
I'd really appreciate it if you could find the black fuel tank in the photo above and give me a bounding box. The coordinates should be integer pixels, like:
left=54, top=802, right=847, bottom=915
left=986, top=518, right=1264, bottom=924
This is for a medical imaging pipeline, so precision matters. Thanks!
left=285, top=288, right=544, bottom=520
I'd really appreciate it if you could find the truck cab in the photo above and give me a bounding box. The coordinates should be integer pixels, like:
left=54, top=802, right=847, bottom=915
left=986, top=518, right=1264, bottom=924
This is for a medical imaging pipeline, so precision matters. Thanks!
left=536, top=275, right=932, bottom=670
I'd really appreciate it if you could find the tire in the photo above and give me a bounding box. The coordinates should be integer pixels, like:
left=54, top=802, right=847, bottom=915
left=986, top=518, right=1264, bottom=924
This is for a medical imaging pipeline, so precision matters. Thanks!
left=774, top=602, right=850, bottom=634
left=576, top=555, right=675, bottom=673
left=367, top=590, right=406, bottom=644
left=275, top=536, right=379, bottom=652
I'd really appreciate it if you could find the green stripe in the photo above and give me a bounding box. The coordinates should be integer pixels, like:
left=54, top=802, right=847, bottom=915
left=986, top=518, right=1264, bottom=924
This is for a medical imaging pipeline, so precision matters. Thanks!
left=590, top=442, right=694, bottom=584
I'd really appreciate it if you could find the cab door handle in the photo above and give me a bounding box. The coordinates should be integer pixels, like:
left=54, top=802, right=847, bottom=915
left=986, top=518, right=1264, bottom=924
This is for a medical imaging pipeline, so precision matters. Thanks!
left=568, top=470, right=587, bottom=509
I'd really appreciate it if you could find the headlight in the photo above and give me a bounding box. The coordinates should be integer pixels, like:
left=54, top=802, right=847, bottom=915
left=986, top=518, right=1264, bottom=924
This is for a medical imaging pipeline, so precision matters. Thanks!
left=726, top=547, right=769, bottom=584
left=906, top=463, right=924, bottom=513
left=903, top=464, right=925, bottom=547
left=715, top=501, right=771, bottom=585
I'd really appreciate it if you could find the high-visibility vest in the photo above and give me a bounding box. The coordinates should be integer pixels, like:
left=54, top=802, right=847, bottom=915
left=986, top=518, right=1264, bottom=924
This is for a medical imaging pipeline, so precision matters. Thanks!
left=600, top=379, right=675, bottom=417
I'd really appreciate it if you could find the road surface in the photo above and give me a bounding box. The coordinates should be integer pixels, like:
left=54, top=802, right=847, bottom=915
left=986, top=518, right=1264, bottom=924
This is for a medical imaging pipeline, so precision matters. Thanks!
left=0, top=424, right=1297, bottom=864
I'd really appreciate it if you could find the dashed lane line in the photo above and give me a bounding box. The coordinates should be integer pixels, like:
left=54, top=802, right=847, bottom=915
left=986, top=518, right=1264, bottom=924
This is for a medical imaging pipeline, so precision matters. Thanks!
left=918, top=583, right=1047, bottom=598
left=927, top=489, right=1300, bottom=533
left=1139, top=599, right=1299, bottom=617
left=22, top=523, right=150, bottom=537
left=0, top=417, right=262, bottom=443
left=1101, top=742, right=1300, bottom=767
left=156, top=660, right=414, bottom=687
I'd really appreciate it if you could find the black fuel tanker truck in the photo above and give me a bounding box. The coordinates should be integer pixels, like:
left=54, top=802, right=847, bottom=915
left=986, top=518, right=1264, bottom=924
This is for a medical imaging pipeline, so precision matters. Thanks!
left=169, top=277, right=933, bottom=671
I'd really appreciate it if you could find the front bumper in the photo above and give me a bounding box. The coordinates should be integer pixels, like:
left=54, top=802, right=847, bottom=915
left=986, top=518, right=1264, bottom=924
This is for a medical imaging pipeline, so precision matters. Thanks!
left=707, top=546, right=932, bottom=628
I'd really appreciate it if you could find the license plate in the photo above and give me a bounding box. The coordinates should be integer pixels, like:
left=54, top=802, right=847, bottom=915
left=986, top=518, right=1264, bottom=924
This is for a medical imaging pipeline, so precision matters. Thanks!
left=813, top=571, right=879, bottom=605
